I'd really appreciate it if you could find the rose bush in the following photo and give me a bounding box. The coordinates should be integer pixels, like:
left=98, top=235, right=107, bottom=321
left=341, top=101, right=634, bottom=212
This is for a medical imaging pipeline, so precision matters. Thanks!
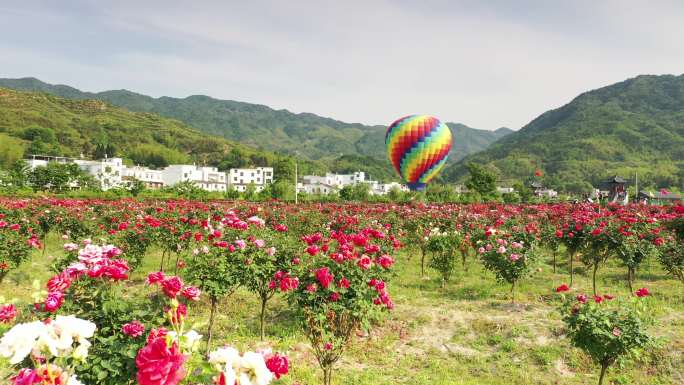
left=556, top=285, right=657, bottom=385
left=287, top=224, right=396, bottom=385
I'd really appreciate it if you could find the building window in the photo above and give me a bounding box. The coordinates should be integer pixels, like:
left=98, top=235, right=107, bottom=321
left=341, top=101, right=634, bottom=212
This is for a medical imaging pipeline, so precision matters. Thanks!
left=257, top=178, right=261, bottom=183
left=240, top=172, right=244, bottom=176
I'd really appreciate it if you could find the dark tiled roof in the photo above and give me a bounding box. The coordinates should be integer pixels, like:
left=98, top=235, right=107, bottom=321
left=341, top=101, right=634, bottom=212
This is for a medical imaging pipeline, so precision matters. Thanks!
left=608, top=176, right=627, bottom=184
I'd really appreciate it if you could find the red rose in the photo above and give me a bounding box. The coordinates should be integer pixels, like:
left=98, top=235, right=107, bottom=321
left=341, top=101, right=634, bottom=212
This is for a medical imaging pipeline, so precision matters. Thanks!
left=337, top=277, right=350, bottom=289
left=576, top=294, right=588, bottom=304
left=555, top=284, right=569, bottom=293
left=161, top=276, right=184, bottom=298
left=122, top=320, right=146, bottom=338
left=315, top=267, right=334, bottom=289
left=265, top=354, right=289, bottom=379
left=0, top=304, right=17, bottom=323
left=306, top=245, right=319, bottom=256
left=377, top=255, right=394, bottom=269
left=11, top=368, right=40, bottom=385
left=635, top=287, right=650, bottom=297
left=593, top=295, right=603, bottom=304
left=136, top=338, right=187, bottom=385
left=43, top=292, right=64, bottom=313
left=146, top=328, right=168, bottom=344
left=357, top=257, right=372, bottom=270
left=146, top=271, right=166, bottom=285
left=47, top=272, right=73, bottom=292
left=329, top=292, right=340, bottom=302
left=181, top=286, right=200, bottom=301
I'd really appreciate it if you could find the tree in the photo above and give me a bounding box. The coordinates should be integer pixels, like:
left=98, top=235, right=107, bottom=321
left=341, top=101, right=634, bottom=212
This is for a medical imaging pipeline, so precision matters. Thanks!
left=243, top=183, right=257, bottom=201
left=1, top=160, right=29, bottom=189
left=125, top=178, right=146, bottom=196
left=94, top=142, right=118, bottom=159
left=225, top=186, right=240, bottom=200
left=340, top=183, right=370, bottom=201
left=426, top=183, right=458, bottom=202
left=465, top=163, right=497, bottom=198
left=351, top=183, right=370, bottom=201
left=27, top=162, right=86, bottom=193
left=270, top=180, right=294, bottom=200
left=167, top=180, right=208, bottom=200
left=272, top=157, right=295, bottom=183
left=338, top=185, right=353, bottom=201
left=387, top=186, right=403, bottom=202
left=218, top=147, right=249, bottom=169
left=513, top=182, right=533, bottom=202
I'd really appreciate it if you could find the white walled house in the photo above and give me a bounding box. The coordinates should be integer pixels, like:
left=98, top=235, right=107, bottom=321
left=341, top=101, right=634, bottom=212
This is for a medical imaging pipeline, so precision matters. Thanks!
left=371, top=182, right=409, bottom=195
left=301, top=172, right=366, bottom=190
left=299, top=171, right=406, bottom=196
left=228, top=167, right=274, bottom=192
left=73, top=157, right=125, bottom=190
left=25, top=155, right=125, bottom=190
left=161, top=165, right=227, bottom=192
left=123, top=166, right=164, bottom=189
left=297, top=181, right=339, bottom=195
left=25, top=155, right=73, bottom=169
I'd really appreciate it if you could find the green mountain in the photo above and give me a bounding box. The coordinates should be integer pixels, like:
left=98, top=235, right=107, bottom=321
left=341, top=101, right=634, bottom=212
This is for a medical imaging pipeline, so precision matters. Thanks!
left=0, top=87, right=329, bottom=178
left=0, top=78, right=511, bottom=163
left=443, top=74, right=684, bottom=192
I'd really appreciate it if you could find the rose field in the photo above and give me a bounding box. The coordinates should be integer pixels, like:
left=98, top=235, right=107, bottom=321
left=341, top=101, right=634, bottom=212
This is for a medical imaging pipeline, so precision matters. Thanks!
left=0, top=199, right=682, bottom=385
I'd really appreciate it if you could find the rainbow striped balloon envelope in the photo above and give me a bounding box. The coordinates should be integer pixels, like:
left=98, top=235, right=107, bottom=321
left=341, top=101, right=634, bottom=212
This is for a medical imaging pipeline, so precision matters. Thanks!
left=385, top=115, right=452, bottom=191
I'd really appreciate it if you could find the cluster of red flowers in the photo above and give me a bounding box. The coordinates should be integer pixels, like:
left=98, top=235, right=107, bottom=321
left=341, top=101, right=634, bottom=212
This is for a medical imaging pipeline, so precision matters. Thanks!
left=557, top=283, right=650, bottom=304
left=270, top=271, right=300, bottom=292
left=36, top=243, right=129, bottom=313
left=146, top=272, right=200, bottom=301
left=122, top=320, right=146, bottom=338
left=136, top=332, right=187, bottom=385
left=0, top=303, right=17, bottom=323
left=369, top=279, right=393, bottom=309
left=265, top=353, right=289, bottom=379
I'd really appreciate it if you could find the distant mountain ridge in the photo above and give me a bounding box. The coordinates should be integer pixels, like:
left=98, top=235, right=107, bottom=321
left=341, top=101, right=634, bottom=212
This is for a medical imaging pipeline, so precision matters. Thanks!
left=443, top=74, right=684, bottom=191
left=0, top=87, right=303, bottom=173
left=0, top=77, right=512, bottom=163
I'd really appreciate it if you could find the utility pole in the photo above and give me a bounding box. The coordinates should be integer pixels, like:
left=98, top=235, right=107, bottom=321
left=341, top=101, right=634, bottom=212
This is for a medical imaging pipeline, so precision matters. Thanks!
left=634, top=171, right=638, bottom=204
left=294, top=157, right=299, bottom=204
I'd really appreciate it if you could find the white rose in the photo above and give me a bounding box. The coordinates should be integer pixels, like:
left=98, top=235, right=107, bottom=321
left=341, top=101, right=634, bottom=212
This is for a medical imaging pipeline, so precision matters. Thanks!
left=0, top=321, right=44, bottom=364
left=241, top=351, right=273, bottom=385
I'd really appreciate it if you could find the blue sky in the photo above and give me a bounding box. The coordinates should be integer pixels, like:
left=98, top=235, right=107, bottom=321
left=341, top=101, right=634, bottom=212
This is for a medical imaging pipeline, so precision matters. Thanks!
left=1, top=0, right=683, bottom=130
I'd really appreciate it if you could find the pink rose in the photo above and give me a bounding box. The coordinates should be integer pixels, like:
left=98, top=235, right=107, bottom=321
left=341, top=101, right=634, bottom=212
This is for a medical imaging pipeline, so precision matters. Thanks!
left=146, top=271, right=166, bottom=285
left=123, top=320, right=146, bottom=338
left=161, top=276, right=183, bottom=298
left=181, top=286, right=200, bottom=301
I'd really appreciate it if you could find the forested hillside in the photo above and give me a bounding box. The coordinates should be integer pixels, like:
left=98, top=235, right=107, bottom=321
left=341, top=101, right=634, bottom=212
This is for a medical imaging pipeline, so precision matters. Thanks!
left=444, top=74, right=684, bottom=191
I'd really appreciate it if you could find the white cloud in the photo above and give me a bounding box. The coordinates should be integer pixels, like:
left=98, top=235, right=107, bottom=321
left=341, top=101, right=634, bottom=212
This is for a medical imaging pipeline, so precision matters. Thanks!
left=1, top=0, right=683, bottom=129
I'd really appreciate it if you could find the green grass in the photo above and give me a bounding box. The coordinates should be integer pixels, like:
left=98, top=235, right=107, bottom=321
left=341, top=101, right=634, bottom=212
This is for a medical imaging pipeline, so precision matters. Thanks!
left=1, top=234, right=683, bottom=384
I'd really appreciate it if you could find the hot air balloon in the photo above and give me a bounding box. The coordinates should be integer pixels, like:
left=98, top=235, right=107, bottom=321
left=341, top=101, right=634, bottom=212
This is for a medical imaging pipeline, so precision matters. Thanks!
left=386, top=115, right=452, bottom=191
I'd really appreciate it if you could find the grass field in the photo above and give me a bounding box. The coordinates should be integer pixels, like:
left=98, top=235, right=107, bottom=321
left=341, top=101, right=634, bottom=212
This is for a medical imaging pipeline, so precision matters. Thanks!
left=1, top=233, right=683, bottom=385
